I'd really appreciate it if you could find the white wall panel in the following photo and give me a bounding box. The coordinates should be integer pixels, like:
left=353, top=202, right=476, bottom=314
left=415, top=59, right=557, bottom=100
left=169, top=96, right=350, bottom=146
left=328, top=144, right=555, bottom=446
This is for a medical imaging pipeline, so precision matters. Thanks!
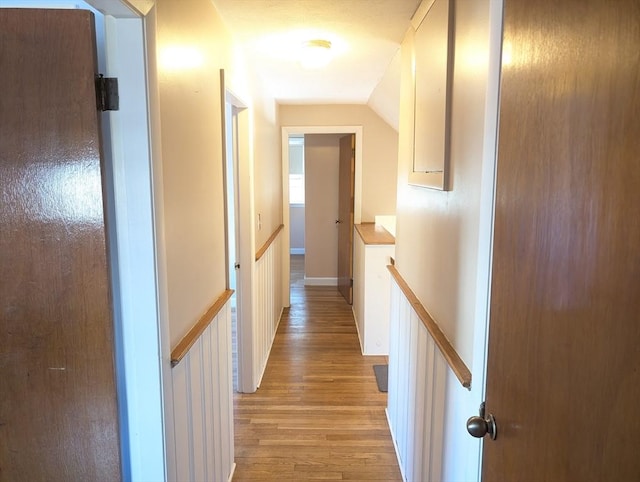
left=352, top=232, right=395, bottom=355
left=253, top=230, right=284, bottom=387
left=387, top=278, right=447, bottom=482
left=171, top=301, right=235, bottom=482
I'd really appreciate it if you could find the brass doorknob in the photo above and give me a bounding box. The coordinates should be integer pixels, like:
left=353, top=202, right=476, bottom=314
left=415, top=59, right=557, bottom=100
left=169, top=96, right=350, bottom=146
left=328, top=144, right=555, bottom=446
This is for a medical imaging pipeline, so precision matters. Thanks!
left=466, top=402, right=497, bottom=440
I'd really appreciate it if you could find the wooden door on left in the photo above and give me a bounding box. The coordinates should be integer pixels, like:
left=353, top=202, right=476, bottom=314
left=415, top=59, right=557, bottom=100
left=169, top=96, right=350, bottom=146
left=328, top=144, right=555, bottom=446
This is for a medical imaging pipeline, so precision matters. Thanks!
left=0, top=9, right=121, bottom=480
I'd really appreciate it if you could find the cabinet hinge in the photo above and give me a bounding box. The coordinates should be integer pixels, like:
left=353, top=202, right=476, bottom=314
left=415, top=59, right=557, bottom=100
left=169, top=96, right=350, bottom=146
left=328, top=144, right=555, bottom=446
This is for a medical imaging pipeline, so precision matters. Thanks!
left=95, top=74, right=119, bottom=111
left=350, top=278, right=353, bottom=288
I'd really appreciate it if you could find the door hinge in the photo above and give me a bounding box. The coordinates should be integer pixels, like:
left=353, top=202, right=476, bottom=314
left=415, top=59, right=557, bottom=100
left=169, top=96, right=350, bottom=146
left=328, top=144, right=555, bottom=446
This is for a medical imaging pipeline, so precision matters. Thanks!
left=350, top=278, right=353, bottom=288
left=95, top=74, right=119, bottom=111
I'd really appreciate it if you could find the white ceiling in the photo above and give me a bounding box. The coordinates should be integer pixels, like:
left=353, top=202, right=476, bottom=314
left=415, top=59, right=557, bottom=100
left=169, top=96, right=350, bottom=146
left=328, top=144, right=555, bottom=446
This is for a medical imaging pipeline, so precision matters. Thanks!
left=212, top=0, right=421, bottom=105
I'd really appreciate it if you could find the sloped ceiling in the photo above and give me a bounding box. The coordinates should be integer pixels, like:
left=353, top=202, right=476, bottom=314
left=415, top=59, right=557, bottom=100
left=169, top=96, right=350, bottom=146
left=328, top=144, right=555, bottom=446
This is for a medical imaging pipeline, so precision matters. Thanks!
left=213, top=0, right=420, bottom=127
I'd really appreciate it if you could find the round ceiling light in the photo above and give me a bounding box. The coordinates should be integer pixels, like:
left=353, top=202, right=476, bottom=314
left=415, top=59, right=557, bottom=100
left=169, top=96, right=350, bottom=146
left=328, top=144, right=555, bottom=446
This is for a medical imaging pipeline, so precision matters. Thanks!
left=300, top=39, right=333, bottom=69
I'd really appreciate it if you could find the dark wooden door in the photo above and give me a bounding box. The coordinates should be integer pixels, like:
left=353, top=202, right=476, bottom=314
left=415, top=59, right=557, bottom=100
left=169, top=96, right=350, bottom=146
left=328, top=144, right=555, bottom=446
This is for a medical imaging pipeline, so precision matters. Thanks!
left=337, top=134, right=355, bottom=304
left=0, top=9, right=121, bottom=480
left=483, top=0, right=640, bottom=480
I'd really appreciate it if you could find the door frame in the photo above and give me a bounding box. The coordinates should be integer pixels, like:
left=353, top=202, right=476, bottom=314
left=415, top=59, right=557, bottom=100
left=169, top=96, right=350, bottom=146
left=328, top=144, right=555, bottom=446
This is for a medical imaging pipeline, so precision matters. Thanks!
left=470, top=1, right=504, bottom=480
left=83, top=2, right=167, bottom=480
left=2, top=1, right=167, bottom=480
left=222, top=81, right=254, bottom=393
left=281, top=125, right=363, bottom=307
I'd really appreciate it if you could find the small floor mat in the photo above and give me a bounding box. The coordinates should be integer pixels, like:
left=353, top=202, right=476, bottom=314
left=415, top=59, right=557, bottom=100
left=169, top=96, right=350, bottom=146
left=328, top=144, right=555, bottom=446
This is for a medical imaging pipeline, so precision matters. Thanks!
left=373, top=364, right=388, bottom=392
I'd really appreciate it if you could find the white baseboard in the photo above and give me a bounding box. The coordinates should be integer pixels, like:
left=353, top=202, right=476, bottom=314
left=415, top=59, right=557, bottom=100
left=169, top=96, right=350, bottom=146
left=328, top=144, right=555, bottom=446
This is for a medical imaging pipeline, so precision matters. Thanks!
left=386, top=409, right=406, bottom=482
left=304, top=277, right=338, bottom=286
left=290, top=248, right=305, bottom=255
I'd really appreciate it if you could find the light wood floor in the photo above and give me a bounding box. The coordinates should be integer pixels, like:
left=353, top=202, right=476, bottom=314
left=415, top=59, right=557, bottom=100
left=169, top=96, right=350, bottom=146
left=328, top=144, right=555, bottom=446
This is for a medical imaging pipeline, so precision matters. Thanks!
left=232, top=255, right=402, bottom=481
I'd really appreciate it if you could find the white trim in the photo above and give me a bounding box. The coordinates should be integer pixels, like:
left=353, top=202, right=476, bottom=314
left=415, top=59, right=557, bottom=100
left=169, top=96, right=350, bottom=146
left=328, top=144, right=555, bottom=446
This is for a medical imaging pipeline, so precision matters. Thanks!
left=221, top=78, right=252, bottom=396
left=304, top=277, right=338, bottom=286
left=255, top=305, right=285, bottom=388
left=386, top=409, right=408, bottom=482
left=230, top=92, right=256, bottom=395
left=281, top=125, right=363, bottom=308
left=290, top=248, right=305, bottom=255
left=467, top=1, right=504, bottom=480
left=227, top=463, right=237, bottom=482
left=353, top=310, right=365, bottom=355
left=411, top=0, right=437, bottom=30
left=101, top=14, right=166, bottom=482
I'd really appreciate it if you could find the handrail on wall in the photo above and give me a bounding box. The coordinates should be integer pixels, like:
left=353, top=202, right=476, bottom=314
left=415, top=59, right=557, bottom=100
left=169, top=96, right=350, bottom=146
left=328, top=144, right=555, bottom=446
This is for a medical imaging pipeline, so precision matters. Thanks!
left=171, top=289, right=234, bottom=367
left=255, top=224, right=284, bottom=261
left=387, top=264, right=472, bottom=389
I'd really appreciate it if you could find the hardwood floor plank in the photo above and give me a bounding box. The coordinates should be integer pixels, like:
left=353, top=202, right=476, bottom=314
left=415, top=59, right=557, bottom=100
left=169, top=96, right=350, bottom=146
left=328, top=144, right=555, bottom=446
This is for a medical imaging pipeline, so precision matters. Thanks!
left=233, top=256, right=401, bottom=481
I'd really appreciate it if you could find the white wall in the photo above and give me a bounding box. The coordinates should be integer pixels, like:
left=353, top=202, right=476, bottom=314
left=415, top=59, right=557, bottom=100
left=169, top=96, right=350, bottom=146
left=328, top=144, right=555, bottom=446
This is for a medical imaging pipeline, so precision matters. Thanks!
left=146, top=0, right=284, bottom=475
left=389, top=0, right=503, bottom=480
left=153, top=0, right=233, bottom=348
left=253, top=230, right=284, bottom=388
left=250, top=68, right=283, bottom=251
left=368, top=49, right=401, bottom=132
left=171, top=300, right=235, bottom=482
left=352, top=233, right=395, bottom=355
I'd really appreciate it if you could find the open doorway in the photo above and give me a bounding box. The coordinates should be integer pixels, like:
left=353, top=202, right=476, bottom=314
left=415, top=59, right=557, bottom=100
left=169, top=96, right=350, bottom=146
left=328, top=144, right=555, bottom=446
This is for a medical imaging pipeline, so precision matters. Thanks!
left=223, top=99, right=239, bottom=390
left=223, top=91, right=245, bottom=392
left=288, top=135, right=306, bottom=290
left=288, top=135, right=305, bottom=256
left=221, top=73, right=255, bottom=394
left=281, top=126, right=363, bottom=306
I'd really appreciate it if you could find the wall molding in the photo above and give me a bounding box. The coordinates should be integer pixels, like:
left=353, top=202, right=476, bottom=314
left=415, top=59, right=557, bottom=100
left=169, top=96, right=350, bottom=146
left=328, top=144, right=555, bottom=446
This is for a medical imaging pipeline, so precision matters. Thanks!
left=387, top=265, right=472, bottom=388
left=304, top=277, right=338, bottom=286
left=253, top=229, right=284, bottom=390
left=171, top=289, right=234, bottom=367
left=256, top=224, right=284, bottom=261
left=171, top=298, right=235, bottom=481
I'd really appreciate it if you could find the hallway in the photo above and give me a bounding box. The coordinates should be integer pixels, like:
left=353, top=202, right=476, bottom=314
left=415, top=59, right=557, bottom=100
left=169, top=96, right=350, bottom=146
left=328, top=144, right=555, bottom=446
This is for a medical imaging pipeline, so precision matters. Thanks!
left=233, top=256, right=402, bottom=481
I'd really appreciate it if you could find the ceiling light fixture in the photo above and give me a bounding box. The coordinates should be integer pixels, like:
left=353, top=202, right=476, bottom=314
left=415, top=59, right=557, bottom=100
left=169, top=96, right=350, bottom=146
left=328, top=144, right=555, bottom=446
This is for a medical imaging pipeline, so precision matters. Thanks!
left=300, top=39, right=333, bottom=69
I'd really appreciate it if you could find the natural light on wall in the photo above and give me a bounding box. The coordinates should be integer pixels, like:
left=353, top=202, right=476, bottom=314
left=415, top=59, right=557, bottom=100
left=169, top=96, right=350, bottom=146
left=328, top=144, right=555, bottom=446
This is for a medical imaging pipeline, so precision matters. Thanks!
left=160, top=45, right=204, bottom=71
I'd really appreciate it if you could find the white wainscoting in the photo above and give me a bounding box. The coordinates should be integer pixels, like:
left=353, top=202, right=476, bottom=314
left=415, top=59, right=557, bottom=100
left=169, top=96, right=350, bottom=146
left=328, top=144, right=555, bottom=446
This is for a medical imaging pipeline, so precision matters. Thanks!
left=171, top=300, right=235, bottom=482
left=352, top=233, right=395, bottom=355
left=387, top=277, right=448, bottom=482
left=254, top=229, right=284, bottom=387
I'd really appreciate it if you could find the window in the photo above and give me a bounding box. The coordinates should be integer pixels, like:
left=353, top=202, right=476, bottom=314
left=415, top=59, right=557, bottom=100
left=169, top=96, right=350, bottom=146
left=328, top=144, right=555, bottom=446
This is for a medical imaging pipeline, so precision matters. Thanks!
left=289, top=136, right=305, bottom=204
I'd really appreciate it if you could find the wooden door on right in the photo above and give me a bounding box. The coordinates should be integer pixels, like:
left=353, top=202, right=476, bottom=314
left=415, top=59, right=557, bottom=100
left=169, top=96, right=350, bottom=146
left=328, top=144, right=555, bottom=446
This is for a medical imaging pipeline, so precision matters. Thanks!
left=482, top=0, right=640, bottom=480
